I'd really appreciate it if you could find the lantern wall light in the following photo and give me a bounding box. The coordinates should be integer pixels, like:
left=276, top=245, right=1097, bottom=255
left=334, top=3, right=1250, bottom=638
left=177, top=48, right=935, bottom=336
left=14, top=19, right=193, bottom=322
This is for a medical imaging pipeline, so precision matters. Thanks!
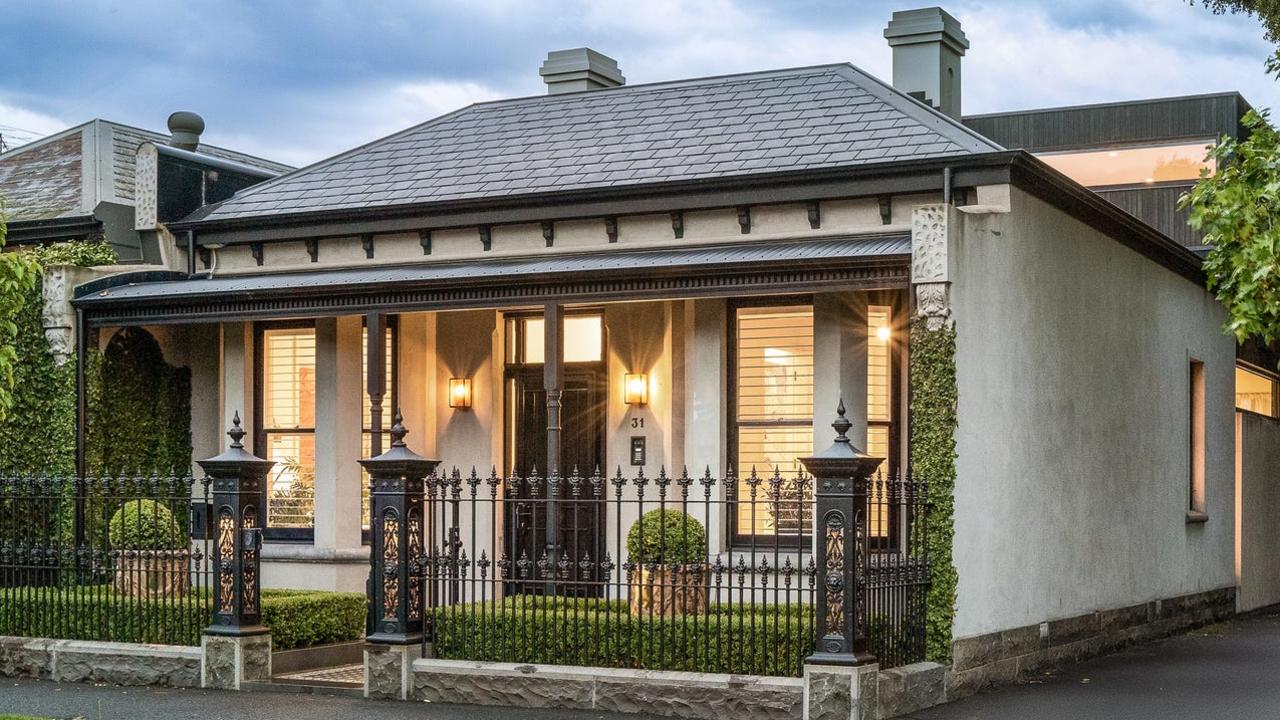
left=448, top=377, right=472, bottom=409
left=624, top=372, right=649, bottom=406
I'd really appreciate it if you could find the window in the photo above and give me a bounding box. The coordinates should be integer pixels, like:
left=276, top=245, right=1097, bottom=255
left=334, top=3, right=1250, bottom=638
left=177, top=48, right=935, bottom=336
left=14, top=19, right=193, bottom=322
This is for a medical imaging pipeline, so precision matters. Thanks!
left=1036, top=141, right=1214, bottom=188
left=361, top=322, right=397, bottom=531
left=1236, top=365, right=1277, bottom=417
left=731, top=304, right=814, bottom=539
left=1188, top=358, right=1207, bottom=521
left=257, top=324, right=317, bottom=539
left=506, top=313, right=603, bottom=364
left=867, top=305, right=896, bottom=539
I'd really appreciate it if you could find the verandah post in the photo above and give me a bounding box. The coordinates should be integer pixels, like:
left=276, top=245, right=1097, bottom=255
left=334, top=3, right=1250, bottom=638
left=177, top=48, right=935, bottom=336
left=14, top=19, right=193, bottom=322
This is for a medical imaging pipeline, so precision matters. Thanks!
left=800, top=400, right=884, bottom=720
left=197, top=413, right=275, bottom=690
left=360, top=414, right=440, bottom=700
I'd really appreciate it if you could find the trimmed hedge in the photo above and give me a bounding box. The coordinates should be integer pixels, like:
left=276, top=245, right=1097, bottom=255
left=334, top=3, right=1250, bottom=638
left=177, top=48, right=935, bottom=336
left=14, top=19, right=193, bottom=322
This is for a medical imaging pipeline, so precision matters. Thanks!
left=0, top=586, right=365, bottom=649
left=625, top=509, right=707, bottom=564
left=433, top=596, right=813, bottom=677
left=107, top=499, right=185, bottom=550
left=260, top=589, right=366, bottom=650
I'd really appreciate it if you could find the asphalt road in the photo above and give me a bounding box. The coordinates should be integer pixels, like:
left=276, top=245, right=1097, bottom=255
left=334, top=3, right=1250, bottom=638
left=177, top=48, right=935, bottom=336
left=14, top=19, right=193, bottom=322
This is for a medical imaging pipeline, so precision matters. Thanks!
left=3, top=612, right=1278, bottom=719
left=905, top=611, right=1280, bottom=720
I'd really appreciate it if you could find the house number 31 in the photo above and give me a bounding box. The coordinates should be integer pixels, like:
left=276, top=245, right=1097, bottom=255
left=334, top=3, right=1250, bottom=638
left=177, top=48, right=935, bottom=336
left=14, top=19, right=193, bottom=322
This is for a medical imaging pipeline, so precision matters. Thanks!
left=631, top=417, right=645, bottom=429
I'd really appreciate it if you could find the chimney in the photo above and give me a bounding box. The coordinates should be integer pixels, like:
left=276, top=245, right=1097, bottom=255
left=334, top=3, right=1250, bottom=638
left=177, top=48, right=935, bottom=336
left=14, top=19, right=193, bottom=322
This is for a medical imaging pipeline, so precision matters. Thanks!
left=167, top=111, right=205, bottom=151
left=539, top=48, right=625, bottom=94
left=883, top=7, right=968, bottom=119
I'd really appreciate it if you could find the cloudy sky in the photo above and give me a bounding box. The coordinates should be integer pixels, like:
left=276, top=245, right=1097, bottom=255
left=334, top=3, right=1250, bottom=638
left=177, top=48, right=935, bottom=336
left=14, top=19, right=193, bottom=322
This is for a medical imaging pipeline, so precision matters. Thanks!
left=1, top=0, right=1275, bottom=167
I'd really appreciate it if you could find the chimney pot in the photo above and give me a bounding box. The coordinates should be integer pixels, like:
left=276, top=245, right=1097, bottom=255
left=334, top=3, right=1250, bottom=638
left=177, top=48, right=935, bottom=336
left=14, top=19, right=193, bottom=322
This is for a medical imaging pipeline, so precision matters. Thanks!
left=884, top=7, right=968, bottom=119
left=539, top=48, right=625, bottom=94
left=167, top=111, right=205, bottom=151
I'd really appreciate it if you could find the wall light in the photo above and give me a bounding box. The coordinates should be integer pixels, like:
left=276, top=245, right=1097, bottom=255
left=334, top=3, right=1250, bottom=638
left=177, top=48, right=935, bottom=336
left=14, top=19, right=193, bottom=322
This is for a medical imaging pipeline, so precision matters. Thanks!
left=624, top=373, right=649, bottom=406
left=876, top=325, right=892, bottom=342
left=448, top=378, right=472, bottom=409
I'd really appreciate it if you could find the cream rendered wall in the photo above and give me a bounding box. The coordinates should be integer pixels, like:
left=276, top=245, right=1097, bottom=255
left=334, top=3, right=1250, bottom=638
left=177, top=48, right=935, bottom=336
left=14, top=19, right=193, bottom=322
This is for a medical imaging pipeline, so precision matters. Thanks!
left=949, top=187, right=1236, bottom=639
left=1236, top=411, right=1280, bottom=612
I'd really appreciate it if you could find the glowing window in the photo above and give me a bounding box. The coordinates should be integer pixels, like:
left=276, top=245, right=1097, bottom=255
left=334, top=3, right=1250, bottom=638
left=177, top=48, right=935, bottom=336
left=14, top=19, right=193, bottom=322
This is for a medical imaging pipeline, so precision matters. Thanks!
left=733, top=305, right=814, bottom=538
left=1037, top=141, right=1214, bottom=188
left=511, top=314, right=603, bottom=364
left=259, top=326, right=317, bottom=532
left=1236, top=366, right=1277, bottom=418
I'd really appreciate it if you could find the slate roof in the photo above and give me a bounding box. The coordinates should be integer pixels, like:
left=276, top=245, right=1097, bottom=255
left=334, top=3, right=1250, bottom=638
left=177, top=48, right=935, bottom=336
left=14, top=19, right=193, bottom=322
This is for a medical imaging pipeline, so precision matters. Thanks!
left=191, top=64, right=1001, bottom=224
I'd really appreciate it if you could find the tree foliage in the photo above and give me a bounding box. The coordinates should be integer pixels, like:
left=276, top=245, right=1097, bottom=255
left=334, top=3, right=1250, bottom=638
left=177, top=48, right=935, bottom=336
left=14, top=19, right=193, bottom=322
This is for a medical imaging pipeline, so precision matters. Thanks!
left=1180, top=53, right=1280, bottom=346
left=0, top=205, right=41, bottom=422
left=1197, top=0, right=1280, bottom=42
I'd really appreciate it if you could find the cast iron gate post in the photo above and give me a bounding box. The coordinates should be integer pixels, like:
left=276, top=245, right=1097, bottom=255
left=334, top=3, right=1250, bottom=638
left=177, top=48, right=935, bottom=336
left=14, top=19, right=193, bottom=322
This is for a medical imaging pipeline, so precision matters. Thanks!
left=360, top=413, right=440, bottom=646
left=198, top=413, right=275, bottom=690
left=800, top=400, right=883, bottom=667
left=199, top=413, right=273, bottom=637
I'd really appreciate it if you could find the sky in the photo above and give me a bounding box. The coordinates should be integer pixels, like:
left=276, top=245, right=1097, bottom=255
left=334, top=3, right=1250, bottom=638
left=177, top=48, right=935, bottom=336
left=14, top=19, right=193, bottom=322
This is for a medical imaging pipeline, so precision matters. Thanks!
left=0, top=0, right=1276, bottom=168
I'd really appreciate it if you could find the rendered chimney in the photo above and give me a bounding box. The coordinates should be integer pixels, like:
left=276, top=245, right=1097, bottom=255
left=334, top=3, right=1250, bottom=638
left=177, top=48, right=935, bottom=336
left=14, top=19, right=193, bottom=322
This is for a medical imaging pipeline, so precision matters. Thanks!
left=883, top=7, right=968, bottom=119
left=167, top=111, right=205, bottom=151
left=539, top=48, right=625, bottom=94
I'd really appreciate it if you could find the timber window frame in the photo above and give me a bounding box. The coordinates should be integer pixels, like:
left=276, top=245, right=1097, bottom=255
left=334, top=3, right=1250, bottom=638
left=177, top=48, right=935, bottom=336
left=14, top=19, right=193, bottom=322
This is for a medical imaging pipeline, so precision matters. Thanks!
left=254, top=320, right=318, bottom=542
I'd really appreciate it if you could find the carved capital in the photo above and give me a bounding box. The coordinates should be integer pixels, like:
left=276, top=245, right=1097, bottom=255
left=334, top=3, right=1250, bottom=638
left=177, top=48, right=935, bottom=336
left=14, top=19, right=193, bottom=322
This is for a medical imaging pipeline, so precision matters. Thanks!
left=915, top=283, right=951, bottom=331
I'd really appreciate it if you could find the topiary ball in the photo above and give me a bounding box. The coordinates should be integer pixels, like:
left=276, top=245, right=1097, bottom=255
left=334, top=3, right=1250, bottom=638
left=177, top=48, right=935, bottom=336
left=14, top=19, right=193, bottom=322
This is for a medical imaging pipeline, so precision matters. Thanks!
left=108, top=499, right=186, bottom=550
left=626, top=509, right=707, bottom=565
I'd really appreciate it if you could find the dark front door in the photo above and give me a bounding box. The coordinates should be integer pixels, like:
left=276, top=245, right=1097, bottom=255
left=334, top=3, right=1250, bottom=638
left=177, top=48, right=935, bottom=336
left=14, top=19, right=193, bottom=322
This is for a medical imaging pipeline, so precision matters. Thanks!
left=505, top=366, right=606, bottom=595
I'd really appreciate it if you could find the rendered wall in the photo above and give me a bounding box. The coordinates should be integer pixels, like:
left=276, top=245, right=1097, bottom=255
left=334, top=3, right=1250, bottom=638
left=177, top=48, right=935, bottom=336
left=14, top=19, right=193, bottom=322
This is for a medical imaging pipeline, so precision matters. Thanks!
left=1236, top=411, right=1280, bottom=612
left=949, top=187, right=1236, bottom=638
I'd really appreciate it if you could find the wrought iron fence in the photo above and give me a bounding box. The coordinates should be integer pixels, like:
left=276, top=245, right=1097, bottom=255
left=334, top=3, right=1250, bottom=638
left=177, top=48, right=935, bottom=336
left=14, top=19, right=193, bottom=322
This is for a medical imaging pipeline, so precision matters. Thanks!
left=415, top=466, right=930, bottom=676
left=0, top=474, right=213, bottom=646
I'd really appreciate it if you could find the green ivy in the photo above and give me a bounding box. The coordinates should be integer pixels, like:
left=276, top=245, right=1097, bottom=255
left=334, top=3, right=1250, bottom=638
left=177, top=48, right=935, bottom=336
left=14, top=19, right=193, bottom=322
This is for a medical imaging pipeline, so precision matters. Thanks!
left=0, top=206, right=41, bottom=423
left=909, top=316, right=958, bottom=664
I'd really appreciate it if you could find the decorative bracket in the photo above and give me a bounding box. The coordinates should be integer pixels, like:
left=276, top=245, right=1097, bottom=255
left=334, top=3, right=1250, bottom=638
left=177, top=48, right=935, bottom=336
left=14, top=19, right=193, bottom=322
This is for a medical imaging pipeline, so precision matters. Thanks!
left=249, top=242, right=264, bottom=267
left=807, top=201, right=821, bottom=230
left=605, top=217, right=618, bottom=243
left=670, top=211, right=684, bottom=239
left=479, top=226, right=492, bottom=251
left=362, top=234, right=375, bottom=259
left=878, top=196, right=893, bottom=225
left=418, top=230, right=432, bottom=256
left=198, top=247, right=213, bottom=270
left=542, top=221, right=555, bottom=248
left=737, top=206, right=751, bottom=234
left=305, top=238, right=319, bottom=263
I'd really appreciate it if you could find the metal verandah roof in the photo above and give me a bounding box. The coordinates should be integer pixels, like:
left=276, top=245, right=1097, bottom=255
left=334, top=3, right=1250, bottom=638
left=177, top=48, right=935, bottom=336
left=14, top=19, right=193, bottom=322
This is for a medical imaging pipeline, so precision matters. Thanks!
left=74, top=233, right=911, bottom=326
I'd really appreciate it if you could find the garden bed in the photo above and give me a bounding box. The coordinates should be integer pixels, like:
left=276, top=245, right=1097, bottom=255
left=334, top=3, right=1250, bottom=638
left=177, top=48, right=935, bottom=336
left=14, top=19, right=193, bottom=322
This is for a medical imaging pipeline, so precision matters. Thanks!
left=431, top=596, right=815, bottom=677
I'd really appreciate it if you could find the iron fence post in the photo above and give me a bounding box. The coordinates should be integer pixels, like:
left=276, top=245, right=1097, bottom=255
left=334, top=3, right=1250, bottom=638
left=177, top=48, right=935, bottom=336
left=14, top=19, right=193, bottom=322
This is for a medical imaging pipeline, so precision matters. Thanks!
left=800, top=400, right=883, bottom=667
left=360, top=413, right=440, bottom=646
left=198, top=413, right=274, bottom=637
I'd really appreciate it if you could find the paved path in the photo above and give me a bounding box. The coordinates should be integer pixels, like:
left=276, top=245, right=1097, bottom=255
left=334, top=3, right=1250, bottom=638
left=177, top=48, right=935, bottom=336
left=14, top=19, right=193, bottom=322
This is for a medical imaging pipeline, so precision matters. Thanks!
left=905, top=611, right=1280, bottom=719
left=0, top=679, right=665, bottom=720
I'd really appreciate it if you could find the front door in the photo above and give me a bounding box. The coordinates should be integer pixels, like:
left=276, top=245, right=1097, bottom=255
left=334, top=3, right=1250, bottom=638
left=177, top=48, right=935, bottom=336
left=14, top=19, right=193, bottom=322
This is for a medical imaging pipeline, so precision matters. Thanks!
left=505, top=366, right=607, bottom=595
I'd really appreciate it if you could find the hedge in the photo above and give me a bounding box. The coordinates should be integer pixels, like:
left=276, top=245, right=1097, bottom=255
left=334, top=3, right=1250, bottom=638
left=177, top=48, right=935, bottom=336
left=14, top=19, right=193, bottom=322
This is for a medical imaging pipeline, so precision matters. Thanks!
left=0, top=586, right=365, bottom=649
left=432, top=596, right=814, bottom=677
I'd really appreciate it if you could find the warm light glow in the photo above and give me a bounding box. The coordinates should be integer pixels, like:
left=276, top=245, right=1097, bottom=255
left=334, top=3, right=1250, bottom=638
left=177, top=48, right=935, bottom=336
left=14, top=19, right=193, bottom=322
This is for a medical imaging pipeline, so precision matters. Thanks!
left=624, top=373, right=649, bottom=406
left=1037, top=141, right=1214, bottom=188
left=449, top=378, right=473, bottom=409
left=876, top=325, right=891, bottom=342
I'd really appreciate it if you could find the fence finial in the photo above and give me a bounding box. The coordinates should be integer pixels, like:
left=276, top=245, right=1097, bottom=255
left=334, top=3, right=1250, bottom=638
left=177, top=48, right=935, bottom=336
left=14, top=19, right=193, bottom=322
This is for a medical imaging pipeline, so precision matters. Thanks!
left=390, top=410, right=408, bottom=448
left=832, top=399, right=852, bottom=443
left=228, top=411, right=246, bottom=449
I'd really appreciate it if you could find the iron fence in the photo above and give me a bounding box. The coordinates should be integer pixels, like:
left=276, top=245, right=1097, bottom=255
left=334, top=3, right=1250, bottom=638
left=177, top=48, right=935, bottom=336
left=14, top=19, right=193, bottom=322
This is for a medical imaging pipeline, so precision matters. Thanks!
left=415, top=466, right=930, bottom=676
left=0, top=474, right=213, bottom=646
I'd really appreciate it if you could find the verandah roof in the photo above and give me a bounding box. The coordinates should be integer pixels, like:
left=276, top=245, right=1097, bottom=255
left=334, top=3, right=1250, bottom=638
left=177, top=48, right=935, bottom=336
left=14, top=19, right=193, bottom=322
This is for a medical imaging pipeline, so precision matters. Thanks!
left=73, top=233, right=911, bottom=327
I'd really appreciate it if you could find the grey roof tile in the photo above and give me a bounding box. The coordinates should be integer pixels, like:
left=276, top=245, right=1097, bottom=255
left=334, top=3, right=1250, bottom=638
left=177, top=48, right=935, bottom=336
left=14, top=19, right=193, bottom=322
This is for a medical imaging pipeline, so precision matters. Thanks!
left=192, top=64, right=1001, bottom=224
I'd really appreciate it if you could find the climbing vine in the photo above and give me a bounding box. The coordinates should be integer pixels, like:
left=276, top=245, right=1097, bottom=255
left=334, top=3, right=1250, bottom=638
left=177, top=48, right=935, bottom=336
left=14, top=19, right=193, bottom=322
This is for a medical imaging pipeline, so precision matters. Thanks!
left=909, top=316, right=958, bottom=664
left=0, top=205, right=41, bottom=423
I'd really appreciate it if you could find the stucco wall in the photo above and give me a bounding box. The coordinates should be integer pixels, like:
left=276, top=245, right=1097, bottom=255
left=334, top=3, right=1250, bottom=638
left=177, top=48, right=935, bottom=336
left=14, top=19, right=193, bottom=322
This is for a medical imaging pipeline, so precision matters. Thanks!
left=1236, top=411, right=1280, bottom=612
left=949, top=187, right=1236, bottom=638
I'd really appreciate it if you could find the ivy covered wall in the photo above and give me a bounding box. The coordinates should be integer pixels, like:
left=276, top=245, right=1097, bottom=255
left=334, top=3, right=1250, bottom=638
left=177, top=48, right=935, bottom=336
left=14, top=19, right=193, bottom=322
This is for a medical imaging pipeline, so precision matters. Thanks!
left=0, top=241, right=193, bottom=477
left=909, top=316, right=958, bottom=664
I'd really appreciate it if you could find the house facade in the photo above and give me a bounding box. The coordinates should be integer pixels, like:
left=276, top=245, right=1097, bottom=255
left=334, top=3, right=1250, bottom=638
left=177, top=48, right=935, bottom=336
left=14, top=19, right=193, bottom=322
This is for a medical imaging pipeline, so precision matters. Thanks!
left=49, top=5, right=1275, bottom=697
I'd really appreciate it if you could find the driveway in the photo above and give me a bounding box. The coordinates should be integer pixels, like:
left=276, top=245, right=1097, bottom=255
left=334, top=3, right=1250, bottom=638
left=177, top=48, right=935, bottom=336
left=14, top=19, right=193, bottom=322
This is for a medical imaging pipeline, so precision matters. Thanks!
left=904, top=611, right=1280, bottom=719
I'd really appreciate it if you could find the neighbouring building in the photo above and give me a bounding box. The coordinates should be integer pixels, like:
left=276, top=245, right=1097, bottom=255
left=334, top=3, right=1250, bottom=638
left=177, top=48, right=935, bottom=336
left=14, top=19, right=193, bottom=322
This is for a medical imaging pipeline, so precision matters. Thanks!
left=43, top=4, right=1280, bottom=707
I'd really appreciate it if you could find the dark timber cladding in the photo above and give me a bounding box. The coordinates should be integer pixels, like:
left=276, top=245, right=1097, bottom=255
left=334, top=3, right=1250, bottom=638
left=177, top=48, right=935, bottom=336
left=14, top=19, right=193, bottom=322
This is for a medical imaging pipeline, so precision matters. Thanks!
left=963, top=92, right=1252, bottom=151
